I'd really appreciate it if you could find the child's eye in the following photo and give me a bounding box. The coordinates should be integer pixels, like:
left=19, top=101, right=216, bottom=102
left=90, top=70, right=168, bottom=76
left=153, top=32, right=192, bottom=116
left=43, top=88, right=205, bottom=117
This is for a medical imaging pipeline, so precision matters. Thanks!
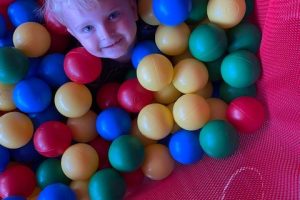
left=82, top=25, right=94, bottom=33
left=108, top=11, right=121, bottom=21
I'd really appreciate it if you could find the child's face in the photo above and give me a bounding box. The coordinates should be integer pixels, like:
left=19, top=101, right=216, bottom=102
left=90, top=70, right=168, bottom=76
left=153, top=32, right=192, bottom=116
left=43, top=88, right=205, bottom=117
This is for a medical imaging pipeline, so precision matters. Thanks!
left=62, top=0, right=138, bottom=61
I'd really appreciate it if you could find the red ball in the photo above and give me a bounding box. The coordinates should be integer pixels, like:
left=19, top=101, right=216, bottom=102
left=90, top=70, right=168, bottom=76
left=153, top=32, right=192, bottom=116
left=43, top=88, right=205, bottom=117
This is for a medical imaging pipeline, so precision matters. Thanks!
left=48, top=32, right=71, bottom=53
left=34, top=121, right=72, bottom=157
left=89, top=136, right=111, bottom=169
left=118, top=78, right=154, bottom=113
left=226, top=96, right=265, bottom=133
left=0, top=0, right=15, bottom=6
left=44, top=11, right=68, bottom=35
left=96, top=82, right=120, bottom=110
left=64, top=47, right=102, bottom=84
left=0, top=164, right=36, bottom=198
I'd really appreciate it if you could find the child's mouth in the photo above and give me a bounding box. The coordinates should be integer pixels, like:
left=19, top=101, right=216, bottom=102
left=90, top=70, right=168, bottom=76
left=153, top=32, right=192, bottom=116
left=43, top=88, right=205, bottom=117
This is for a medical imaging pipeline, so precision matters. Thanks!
left=101, top=39, right=122, bottom=49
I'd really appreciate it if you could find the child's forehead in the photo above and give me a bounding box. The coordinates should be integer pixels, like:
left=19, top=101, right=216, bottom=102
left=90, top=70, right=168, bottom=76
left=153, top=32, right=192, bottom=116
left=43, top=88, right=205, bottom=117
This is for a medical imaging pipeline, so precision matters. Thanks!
left=59, top=0, right=128, bottom=10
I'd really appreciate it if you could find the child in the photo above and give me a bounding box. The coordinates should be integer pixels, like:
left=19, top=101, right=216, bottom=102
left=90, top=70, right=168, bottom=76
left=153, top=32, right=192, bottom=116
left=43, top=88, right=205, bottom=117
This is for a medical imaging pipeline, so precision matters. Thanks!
left=43, top=0, right=138, bottom=62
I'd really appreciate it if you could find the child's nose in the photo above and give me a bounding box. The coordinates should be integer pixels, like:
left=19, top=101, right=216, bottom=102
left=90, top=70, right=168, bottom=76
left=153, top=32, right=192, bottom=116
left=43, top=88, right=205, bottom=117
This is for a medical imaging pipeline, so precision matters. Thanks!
left=97, top=24, right=112, bottom=40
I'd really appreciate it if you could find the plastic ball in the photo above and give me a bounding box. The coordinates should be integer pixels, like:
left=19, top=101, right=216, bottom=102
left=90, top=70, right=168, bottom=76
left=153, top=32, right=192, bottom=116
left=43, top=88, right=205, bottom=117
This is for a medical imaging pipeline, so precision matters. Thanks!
left=13, top=77, right=52, bottom=113
left=3, top=196, right=26, bottom=200
left=27, top=187, right=41, bottom=200
left=0, top=47, right=29, bottom=84
left=67, top=110, right=98, bottom=143
left=108, top=135, right=145, bottom=172
left=226, top=96, right=265, bottom=133
left=48, top=31, right=71, bottom=53
left=199, top=120, right=239, bottom=158
left=166, top=103, right=181, bottom=133
left=44, top=11, right=68, bottom=35
left=207, top=0, right=246, bottom=29
left=38, top=53, right=69, bottom=88
left=118, top=78, right=154, bottom=113
left=137, top=103, right=173, bottom=140
left=0, top=112, right=33, bottom=149
left=64, top=47, right=102, bottom=84
left=142, top=144, right=175, bottom=180
left=70, top=180, right=90, bottom=200
left=33, top=121, right=72, bottom=157
left=154, top=83, right=182, bottom=105
left=173, top=94, right=210, bottom=130
left=245, top=0, right=255, bottom=17
left=172, top=58, right=209, bottom=93
left=194, top=81, right=213, bottom=98
left=0, top=164, right=36, bottom=199
left=36, top=159, right=70, bottom=189
left=96, top=107, right=131, bottom=141
left=131, top=40, right=160, bottom=68
left=0, top=0, right=15, bottom=6
left=187, top=0, right=208, bottom=23
left=155, top=23, right=190, bottom=56
left=153, top=0, right=192, bottom=26
left=206, top=98, right=228, bottom=120
left=205, top=56, right=224, bottom=82
left=38, top=183, right=76, bottom=200
left=221, top=50, right=261, bottom=88
left=54, top=82, right=92, bottom=118
left=138, top=0, right=160, bottom=26
left=0, top=14, right=6, bottom=37
left=227, top=22, right=262, bottom=53
left=61, top=143, right=99, bottom=180
left=0, top=83, right=15, bottom=111
left=96, top=82, right=120, bottom=110
left=13, top=22, right=51, bottom=57
left=0, top=145, right=10, bottom=172
left=131, top=118, right=156, bottom=146
left=189, top=23, right=227, bottom=62
left=137, top=54, right=174, bottom=91
left=219, top=82, right=257, bottom=103
left=169, top=129, right=204, bottom=164
left=89, top=136, right=111, bottom=169
left=0, top=31, right=14, bottom=48
left=89, top=168, right=126, bottom=200
left=171, top=50, right=193, bottom=65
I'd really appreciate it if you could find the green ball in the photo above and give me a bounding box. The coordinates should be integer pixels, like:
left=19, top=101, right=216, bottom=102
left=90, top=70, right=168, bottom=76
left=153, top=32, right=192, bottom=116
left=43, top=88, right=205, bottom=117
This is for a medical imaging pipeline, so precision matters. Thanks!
left=227, top=23, right=262, bottom=53
left=0, top=47, right=29, bottom=84
left=108, top=135, right=144, bottom=172
left=187, top=0, right=208, bottom=23
left=36, top=159, right=71, bottom=189
left=189, top=23, right=227, bottom=62
left=89, top=168, right=126, bottom=200
left=219, top=82, right=257, bottom=103
left=221, top=50, right=261, bottom=88
left=199, top=120, right=239, bottom=158
left=205, top=55, right=224, bottom=82
left=245, top=0, right=255, bottom=17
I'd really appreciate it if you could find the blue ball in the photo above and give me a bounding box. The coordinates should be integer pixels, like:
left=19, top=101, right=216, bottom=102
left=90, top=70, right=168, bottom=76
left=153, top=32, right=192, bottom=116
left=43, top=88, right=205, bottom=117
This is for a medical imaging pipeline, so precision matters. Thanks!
left=0, top=14, right=7, bottom=38
left=3, top=196, right=26, bottom=200
left=96, top=107, right=131, bottom=141
left=0, top=31, right=13, bottom=47
left=25, top=57, right=42, bottom=78
left=169, top=129, right=204, bottom=164
left=131, top=40, right=160, bottom=69
left=153, top=0, right=192, bottom=26
left=38, top=183, right=76, bottom=200
left=8, top=0, right=40, bottom=27
left=0, top=145, right=10, bottom=172
left=38, top=53, right=69, bottom=88
left=13, top=77, right=52, bottom=113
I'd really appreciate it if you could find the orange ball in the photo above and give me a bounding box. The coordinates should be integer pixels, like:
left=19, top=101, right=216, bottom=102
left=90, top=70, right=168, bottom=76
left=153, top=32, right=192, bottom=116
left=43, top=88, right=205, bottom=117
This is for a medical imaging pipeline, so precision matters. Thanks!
left=194, top=81, right=213, bottom=98
left=131, top=118, right=156, bottom=146
left=137, top=103, right=173, bottom=140
left=155, top=23, right=190, bottom=56
left=142, top=144, right=175, bottom=180
left=13, top=22, right=51, bottom=57
left=61, top=143, right=99, bottom=180
left=207, top=0, right=246, bottom=29
left=137, top=54, right=174, bottom=91
left=167, top=103, right=181, bottom=133
left=0, top=83, right=15, bottom=111
left=172, top=58, right=209, bottom=93
left=138, top=0, right=160, bottom=26
left=28, top=187, right=41, bottom=200
left=154, top=83, right=182, bottom=105
left=67, top=110, right=98, bottom=143
left=70, top=180, right=90, bottom=200
left=0, top=111, right=33, bottom=149
left=55, top=82, right=92, bottom=118
left=206, top=98, right=228, bottom=120
left=173, top=94, right=210, bottom=130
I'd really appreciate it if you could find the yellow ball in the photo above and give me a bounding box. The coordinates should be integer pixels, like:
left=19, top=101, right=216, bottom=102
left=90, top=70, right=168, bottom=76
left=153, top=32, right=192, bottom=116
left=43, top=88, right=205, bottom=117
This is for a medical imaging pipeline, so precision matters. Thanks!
left=194, top=81, right=213, bottom=98
left=138, top=0, right=160, bottom=26
left=0, top=112, right=33, bottom=149
left=131, top=118, right=156, bottom=146
left=0, top=83, right=15, bottom=111
left=13, top=22, right=51, bottom=57
left=155, top=23, right=190, bottom=56
left=172, top=58, right=209, bottom=94
left=173, top=94, right=210, bottom=130
left=171, top=50, right=193, bottom=65
left=137, top=54, right=174, bottom=91
left=67, top=110, right=98, bottom=143
left=55, top=82, right=92, bottom=118
left=61, top=143, right=99, bottom=180
left=207, top=0, right=246, bottom=29
left=166, top=103, right=181, bottom=133
left=206, top=98, right=228, bottom=120
left=137, top=103, right=173, bottom=140
left=154, top=83, right=182, bottom=105
left=70, top=180, right=90, bottom=200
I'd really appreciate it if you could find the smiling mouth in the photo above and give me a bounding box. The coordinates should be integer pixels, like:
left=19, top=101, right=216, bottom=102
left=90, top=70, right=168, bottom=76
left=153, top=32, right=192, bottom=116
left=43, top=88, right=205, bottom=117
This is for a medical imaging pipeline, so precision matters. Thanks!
left=101, top=39, right=122, bottom=49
